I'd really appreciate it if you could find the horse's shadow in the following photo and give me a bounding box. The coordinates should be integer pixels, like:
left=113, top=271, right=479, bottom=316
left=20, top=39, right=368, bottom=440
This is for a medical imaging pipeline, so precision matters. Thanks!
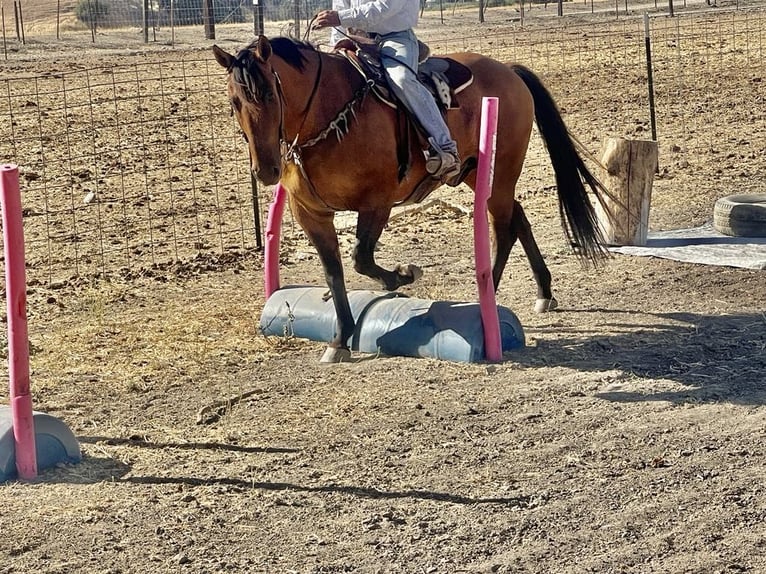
left=511, top=308, right=766, bottom=406
left=77, top=436, right=298, bottom=455
left=69, top=438, right=530, bottom=506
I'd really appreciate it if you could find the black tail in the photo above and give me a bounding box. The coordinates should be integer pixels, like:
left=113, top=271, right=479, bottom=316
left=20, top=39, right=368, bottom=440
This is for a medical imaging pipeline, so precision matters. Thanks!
left=511, top=64, right=607, bottom=263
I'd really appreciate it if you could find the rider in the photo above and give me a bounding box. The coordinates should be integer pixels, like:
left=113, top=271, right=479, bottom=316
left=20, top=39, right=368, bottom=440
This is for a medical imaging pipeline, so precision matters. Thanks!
left=313, top=0, right=461, bottom=183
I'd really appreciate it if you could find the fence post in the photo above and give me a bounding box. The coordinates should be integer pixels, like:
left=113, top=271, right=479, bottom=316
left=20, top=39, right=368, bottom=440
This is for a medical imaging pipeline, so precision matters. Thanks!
left=293, top=0, right=300, bottom=38
left=170, top=0, right=175, bottom=45
left=203, top=0, right=216, bottom=39
left=2, top=6, right=7, bottom=59
left=89, top=0, right=96, bottom=42
left=644, top=13, right=657, bottom=141
left=143, top=0, right=149, bottom=42
left=251, top=171, right=262, bottom=251
left=13, top=1, right=19, bottom=42
left=253, top=0, right=264, bottom=36
left=17, top=0, right=23, bottom=44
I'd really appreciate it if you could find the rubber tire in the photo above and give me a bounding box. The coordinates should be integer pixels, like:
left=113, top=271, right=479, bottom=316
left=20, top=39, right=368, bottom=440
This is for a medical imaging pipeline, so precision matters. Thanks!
left=713, top=194, right=766, bottom=237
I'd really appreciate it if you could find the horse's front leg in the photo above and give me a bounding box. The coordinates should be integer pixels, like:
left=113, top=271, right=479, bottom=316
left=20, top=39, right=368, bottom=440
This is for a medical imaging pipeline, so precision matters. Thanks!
left=353, top=209, right=423, bottom=291
left=292, top=203, right=355, bottom=363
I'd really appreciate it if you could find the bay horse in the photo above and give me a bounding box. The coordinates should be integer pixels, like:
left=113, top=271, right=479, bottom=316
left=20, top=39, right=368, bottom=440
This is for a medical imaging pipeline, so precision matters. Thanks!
left=213, top=35, right=606, bottom=363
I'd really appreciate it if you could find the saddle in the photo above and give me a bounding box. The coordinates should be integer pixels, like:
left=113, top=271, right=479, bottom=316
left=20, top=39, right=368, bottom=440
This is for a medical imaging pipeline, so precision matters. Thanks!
left=334, top=34, right=473, bottom=111
left=334, top=35, right=475, bottom=201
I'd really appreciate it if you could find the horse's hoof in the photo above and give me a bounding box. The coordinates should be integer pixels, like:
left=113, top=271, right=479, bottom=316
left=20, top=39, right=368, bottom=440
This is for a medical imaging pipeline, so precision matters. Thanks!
left=534, top=298, right=558, bottom=313
left=320, top=347, right=352, bottom=363
left=397, top=263, right=423, bottom=283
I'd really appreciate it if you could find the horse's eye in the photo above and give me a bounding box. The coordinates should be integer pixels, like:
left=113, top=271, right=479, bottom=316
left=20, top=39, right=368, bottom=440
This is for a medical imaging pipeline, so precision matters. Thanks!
left=264, top=91, right=275, bottom=104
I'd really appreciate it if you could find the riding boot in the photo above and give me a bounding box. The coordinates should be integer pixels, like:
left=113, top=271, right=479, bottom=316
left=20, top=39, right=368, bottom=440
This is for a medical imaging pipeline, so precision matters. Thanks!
left=425, top=137, right=461, bottom=183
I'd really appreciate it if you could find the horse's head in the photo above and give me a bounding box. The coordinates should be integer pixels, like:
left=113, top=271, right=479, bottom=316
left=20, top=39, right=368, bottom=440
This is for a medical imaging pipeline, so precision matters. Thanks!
left=213, top=37, right=283, bottom=185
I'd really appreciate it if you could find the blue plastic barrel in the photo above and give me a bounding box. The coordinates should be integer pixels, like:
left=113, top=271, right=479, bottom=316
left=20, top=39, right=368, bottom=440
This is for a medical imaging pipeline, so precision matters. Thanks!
left=259, top=286, right=525, bottom=363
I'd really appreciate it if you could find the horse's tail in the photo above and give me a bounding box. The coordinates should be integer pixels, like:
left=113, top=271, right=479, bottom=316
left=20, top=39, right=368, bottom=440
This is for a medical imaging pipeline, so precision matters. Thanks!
left=511, top=64, right=608, bottom=264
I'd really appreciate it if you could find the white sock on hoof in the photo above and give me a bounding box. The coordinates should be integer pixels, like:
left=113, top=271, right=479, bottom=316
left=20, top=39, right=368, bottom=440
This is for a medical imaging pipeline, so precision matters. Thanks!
left=320, top=347, right=352, bottom=363
left=534, top=298, right=558, bottom=313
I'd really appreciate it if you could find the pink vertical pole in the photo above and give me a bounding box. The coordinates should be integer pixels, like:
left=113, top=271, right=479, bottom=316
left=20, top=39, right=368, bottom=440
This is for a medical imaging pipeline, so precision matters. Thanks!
left=264, top=183, right=287, bottom=298
left=1, top=164, right=37, bottom=479
left=474, top=98, right=503, bottom=362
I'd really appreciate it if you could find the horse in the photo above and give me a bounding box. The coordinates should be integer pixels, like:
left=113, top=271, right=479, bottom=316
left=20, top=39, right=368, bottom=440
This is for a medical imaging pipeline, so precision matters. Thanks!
left=212, top=35, right=607, bottom=363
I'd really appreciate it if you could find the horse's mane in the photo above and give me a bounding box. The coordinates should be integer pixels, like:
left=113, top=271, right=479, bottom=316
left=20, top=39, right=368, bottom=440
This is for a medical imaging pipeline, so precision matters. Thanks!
left=239, top=36, right=314, bottom=71
left=231, top=37, right=315, bottom=103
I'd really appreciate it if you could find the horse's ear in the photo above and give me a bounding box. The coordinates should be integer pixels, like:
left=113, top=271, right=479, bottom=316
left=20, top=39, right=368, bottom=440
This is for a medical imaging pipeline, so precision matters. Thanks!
left=255, top=35, right=272, bottom=62
left=212, top=45, right=234, bottom=70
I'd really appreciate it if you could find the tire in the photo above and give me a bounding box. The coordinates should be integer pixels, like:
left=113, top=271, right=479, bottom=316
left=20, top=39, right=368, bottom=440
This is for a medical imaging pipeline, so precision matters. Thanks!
left=713, top=194, right=766, bottom=237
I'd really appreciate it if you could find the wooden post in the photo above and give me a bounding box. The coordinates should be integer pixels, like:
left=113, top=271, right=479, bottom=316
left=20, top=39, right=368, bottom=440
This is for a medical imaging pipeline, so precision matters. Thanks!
left=292, top=0, right=299, bottom=38
left=2, top=6, right=8, bottom=59
left=203, top=0, right=215, bottom=39
left=90, top=0, right=96, bottom=42
left=13, top=1, right=19, bottom=42
left=252, top=0, right=264, bottom=36
left=17, top=0, right=23, bottom=44
left=595, top=137, right=659, bottom=246
left=170, top=0, right=175, bottom=45
left=143, top=0, right=149, bottom=42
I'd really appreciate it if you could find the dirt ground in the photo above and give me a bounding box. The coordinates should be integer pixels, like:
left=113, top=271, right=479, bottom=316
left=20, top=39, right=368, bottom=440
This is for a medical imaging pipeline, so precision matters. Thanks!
left=1, top=4, right=766, bottom=574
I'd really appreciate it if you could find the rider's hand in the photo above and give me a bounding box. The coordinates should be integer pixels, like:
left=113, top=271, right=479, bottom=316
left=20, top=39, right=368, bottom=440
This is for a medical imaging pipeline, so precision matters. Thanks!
left=313, top=10, right=341, bottom=30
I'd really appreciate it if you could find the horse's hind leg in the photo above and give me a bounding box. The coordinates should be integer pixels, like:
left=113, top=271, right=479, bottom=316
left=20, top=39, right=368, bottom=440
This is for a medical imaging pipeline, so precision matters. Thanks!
left=353, top=209, right=423, bottom=291
left=511, top=202, right=558, bottom=312
left=490, top=208, right=519, bottom=292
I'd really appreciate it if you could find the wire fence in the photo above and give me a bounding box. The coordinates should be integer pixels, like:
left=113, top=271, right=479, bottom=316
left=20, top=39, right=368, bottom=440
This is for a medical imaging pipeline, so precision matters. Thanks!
left=0, top=52, right=257, bottom=284
left=0, top=6, right=763, bottom=287
left=2, top=0, right=764, bottom=50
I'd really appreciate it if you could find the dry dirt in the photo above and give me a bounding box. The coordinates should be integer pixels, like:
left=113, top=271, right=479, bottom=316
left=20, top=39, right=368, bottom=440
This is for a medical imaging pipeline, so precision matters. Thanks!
left=1, top=4, right=766, bottom=574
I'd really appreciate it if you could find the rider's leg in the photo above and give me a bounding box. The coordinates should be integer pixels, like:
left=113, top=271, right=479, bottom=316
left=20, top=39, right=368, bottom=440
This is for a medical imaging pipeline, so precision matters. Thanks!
left=379, top=30, right=460, bottom=180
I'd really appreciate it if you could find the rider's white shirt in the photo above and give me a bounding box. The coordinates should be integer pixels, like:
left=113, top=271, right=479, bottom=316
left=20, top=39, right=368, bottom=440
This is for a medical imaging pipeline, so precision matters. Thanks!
left=330, top=0, right=419, bottom=44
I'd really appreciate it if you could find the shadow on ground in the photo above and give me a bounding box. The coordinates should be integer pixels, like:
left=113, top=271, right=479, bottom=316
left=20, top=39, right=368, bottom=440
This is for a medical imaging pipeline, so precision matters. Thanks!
left=513, top=309, right=766, bottom=405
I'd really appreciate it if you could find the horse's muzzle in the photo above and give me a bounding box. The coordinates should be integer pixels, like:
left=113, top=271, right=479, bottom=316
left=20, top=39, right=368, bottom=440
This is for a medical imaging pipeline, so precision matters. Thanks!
left=255, top=165, right=281, bottom=186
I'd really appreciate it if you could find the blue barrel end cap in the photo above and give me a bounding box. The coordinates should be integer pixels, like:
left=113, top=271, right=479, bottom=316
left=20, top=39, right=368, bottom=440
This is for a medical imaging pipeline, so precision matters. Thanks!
left=0, top=406, right=82, bottom=482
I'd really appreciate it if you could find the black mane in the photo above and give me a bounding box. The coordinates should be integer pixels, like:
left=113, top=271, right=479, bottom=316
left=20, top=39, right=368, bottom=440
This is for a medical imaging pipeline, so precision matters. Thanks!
left=241, top=36, right=313, bottom=72
left=231, top=37, right=314, bottom=103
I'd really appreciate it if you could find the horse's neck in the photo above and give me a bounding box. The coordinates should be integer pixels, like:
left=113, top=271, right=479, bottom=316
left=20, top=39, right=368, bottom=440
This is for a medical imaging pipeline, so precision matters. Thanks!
left=274, top=52, right=362, bottom=143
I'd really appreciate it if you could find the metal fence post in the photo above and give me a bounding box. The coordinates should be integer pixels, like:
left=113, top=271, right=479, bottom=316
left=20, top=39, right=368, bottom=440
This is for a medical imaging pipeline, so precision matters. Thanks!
left=644, top=13, right=657, bottom=141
